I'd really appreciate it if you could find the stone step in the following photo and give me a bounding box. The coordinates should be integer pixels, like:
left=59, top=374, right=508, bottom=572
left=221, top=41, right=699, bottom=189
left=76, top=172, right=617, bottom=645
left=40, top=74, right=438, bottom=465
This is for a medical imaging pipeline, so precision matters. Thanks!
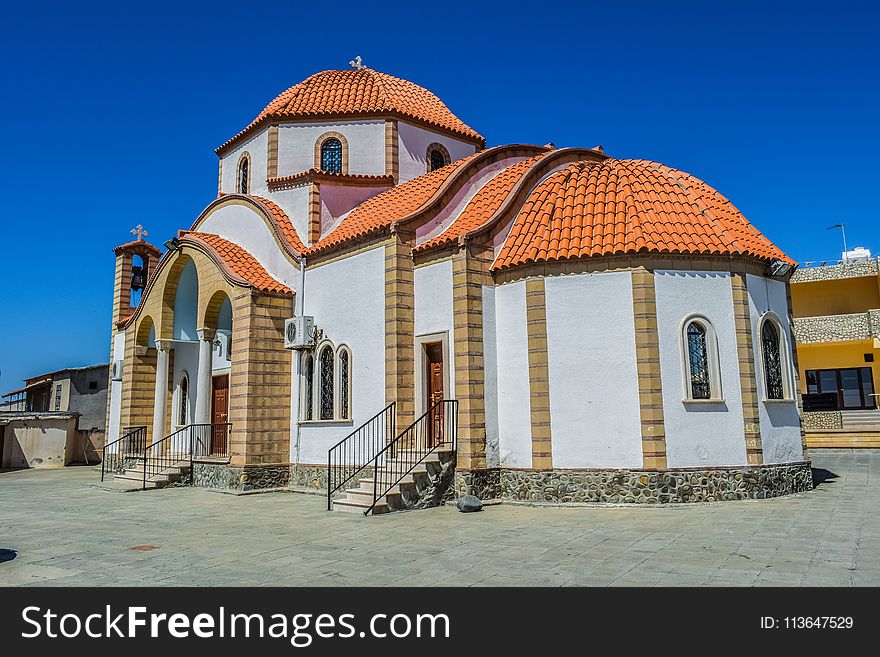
left=332, top=498, right=390, bottom=514
left=344, top=486, right=402, bottom=503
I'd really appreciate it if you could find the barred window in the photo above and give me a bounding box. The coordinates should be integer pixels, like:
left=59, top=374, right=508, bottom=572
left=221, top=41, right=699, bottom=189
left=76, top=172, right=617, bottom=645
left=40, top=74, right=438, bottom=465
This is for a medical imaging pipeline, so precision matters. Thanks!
left=686, top=322, right=711, bottom=400
left=303, top=354, right=314, bottom=421
left=338, top=348, right=350, bottom=420
left=238, top=155, right=249, bottom=194
left=762, top=320, right=785, bottom=399
left=429, top=149, right=447, bottom=171
left=177, top=375, right=188, bottom=426
left=321, top=139, right=343, bottom=174
left=319, top=345, right=335, bottom=420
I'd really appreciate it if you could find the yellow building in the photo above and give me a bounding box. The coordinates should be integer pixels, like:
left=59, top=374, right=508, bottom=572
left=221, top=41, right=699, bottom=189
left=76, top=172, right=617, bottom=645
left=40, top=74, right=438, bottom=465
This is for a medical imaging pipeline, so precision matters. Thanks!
left=791, top=256, right=880, bottom=447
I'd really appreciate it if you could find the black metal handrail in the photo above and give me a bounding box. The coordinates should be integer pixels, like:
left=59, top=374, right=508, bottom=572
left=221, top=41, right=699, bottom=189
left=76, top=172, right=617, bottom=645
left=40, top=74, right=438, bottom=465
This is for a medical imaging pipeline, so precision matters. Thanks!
left=141, top=423, right=232, bottom=489
left=327, top=402, right=396, bottom=510
left=365, top=399, right=458, bottom=516
left=100, top=426, right=147, bottom=481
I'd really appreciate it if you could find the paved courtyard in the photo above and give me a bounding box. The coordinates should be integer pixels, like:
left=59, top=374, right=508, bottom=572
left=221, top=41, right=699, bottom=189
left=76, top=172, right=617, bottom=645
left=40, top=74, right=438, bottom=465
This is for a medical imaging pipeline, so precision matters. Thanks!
left=1, top=450, right=878, bottom=587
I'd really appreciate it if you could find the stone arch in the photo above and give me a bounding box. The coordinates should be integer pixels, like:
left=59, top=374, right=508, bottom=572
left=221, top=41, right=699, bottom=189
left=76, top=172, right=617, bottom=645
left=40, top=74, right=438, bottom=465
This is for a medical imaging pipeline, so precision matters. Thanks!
left=426, top=142, right=451, bottom=172
left=135, top=314, right=155, bottom=348
left=202, top=289, right=233, bottom=331
left=158, top=252, right=200, bottom=341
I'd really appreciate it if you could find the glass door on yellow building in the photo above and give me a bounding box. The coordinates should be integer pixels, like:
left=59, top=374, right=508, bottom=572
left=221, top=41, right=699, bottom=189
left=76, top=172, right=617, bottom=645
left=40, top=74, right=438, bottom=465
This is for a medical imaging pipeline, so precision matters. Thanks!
left=805, top=367, right=876, bottom=410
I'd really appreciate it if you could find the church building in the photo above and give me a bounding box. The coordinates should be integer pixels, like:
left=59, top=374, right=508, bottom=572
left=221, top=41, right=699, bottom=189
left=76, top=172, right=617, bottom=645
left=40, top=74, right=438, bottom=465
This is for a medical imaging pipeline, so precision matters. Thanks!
left=104, top=64, right=813, bottom=512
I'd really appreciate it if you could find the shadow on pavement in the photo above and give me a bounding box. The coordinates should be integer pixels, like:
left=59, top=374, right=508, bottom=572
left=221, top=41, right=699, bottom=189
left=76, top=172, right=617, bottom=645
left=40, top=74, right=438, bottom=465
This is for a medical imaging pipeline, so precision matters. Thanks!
left=0, top=549, right=17, bottom=564
left=811, top=468, right=839, bottom=488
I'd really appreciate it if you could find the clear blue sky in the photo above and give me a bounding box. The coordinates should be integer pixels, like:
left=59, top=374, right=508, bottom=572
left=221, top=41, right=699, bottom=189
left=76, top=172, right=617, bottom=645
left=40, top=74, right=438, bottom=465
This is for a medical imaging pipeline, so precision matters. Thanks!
left=0, top=0, right=877, bottom=392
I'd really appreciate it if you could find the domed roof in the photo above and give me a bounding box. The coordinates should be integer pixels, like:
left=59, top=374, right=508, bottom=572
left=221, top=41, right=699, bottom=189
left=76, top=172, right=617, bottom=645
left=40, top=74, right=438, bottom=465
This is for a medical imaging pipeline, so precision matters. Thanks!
left=217, top=68, right=484, bottom=154
left=494, top=158, right=791, bottom=270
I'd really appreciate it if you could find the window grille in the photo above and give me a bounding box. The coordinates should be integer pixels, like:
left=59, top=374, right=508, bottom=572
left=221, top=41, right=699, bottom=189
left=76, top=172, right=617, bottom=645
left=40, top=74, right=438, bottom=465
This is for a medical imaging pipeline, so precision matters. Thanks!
left=339, top=349, right=350, bottom=420
left=762, top=321, right=784, bottom=399
left=303, top=354, right=314, bottom=421
left=687, top=322, right=711, bottom=399
left=320, top=346, right=335, bottom=420
left=321, top=139, right=343, bottom=174
left=238, top=157, right=249, bottom=194
left=429, top=149, right=447, bottom=171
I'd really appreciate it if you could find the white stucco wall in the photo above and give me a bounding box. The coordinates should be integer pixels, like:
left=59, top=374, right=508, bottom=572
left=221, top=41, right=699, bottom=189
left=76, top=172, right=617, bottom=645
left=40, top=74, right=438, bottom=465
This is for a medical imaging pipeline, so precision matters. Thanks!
left=655, top=270, right=747, bottom=468
left=746, top=274, right=804, bottom=463
left=297, top=246, right=386, bottom=463
left=482, top=285, right=500, bottom=467
left=414, top=260, right=454, bottom=337
left=494, top=280, right=532, bottom=468
left=197, top=203, right=300, bottom=292
left=220, top=130, right=269, bottom=195
left=171, top=342, right=198, bottom=431
left=107, top=331, right=126, bottom=446
left=397, top=121, right=477, bottom=184
left=545, top=272, right=644, bottom=468
left=277, top=120, right=386, bottom=176
left=264, top=185, right=311, bottom=243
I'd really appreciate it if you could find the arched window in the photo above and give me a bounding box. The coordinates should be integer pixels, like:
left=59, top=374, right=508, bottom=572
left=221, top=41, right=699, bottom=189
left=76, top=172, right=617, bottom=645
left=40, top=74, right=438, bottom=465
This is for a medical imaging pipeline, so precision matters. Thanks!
left=682, top=316, right=722, bottom=401
left=175, top=373, right=189, bottom=427
left=760, top=315, right=792, bottom=400
left=426, top=143, right=450, bottom=172
left=319, top=345, right=335, bottom=420
left=302, top=354, right=314, bottom=421
left=320, top=138, right=343, bottom=174
left=687, top=323, right=711, bottom=399
left=237, top=154, right=250, bottom=194
left=337, top=347, right=351, bottom=420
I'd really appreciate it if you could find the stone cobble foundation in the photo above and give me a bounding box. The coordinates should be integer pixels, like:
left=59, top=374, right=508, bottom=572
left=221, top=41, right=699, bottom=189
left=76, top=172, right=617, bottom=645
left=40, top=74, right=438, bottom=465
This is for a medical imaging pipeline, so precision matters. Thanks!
left=193, top=463, right=290, bottom=493
left=802, top=411, right=843, bottom=430
left=455, top=462, right=813, bottom=504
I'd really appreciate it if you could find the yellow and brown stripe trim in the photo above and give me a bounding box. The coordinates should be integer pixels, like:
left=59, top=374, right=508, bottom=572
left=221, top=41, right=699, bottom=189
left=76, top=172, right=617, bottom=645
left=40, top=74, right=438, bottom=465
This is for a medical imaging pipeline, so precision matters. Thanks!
left=730, top=273, right=763, bottom=464
left=525, top=277, right=552, bottom=469
left=631, top=269, right=667, bottom=469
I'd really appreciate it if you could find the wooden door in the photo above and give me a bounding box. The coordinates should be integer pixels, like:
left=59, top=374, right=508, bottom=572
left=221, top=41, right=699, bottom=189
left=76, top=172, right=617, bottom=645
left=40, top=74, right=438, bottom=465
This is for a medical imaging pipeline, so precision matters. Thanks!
left=425, top=343, right=444, bottom=446
left=211, top=375, right=229, bottom=455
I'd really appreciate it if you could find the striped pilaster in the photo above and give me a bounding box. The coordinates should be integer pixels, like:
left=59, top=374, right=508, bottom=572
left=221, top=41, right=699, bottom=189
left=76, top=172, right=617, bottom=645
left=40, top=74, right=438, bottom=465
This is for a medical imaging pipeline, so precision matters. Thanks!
left=266, top=125, right=279, bottom=179
left=120, top=331, right=157, bottom=438
left=228, top=292, right=293, bottom=467
left=385, top=119, right=399, bottom=184
left=525, top=278, right=552, bottom=469
left=452, top=244, right=492, bottom=469
left=217, top=157, right=223, bottom=196
left=308, top=183, right=321, bottom=244
left=385, top=235, right=416, bottom=432
left=631, top=270, right=667, bottom=469
left=731, top=273, right=763, bottom=465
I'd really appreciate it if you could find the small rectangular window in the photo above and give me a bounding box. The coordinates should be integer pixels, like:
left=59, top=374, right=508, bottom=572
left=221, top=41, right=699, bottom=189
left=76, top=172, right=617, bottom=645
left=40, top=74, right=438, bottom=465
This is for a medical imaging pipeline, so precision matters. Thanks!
left=88, top=381, right=98, bottom=390
left=866, top=353, right=875, bottom=363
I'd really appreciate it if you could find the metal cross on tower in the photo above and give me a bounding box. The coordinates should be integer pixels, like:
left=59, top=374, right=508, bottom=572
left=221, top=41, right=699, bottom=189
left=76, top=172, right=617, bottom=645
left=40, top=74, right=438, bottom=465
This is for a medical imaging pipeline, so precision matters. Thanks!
left=131, top=224, right=149, bottom=241
left=349, top=55, right=365, bottom=70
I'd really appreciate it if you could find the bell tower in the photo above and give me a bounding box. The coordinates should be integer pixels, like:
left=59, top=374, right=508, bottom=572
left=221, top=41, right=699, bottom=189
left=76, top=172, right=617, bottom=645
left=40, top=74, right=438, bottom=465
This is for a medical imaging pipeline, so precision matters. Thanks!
left=111, top=225, right=163, bottom=327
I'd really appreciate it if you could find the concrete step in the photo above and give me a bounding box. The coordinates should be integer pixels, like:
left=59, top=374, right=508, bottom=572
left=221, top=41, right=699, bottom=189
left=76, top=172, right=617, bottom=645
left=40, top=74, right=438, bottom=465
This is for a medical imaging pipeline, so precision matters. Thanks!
left=344, top=486, right=402, bottom=503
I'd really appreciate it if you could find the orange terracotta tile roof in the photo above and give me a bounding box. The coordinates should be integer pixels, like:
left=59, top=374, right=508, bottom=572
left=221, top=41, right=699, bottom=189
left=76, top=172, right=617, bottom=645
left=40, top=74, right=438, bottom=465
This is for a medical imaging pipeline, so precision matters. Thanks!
left=267, top=169, right=395, bottom=190
left=305, top=152, right=480, bottom=256
left=494, top=158, right=791, bottom=271
left=250, top=195, right=306, bottom=254
left=183, top=232, right=292, bottom=295
left=218, top=68, right=484, bottom=154
left=414, top=152, right=551, bottom=253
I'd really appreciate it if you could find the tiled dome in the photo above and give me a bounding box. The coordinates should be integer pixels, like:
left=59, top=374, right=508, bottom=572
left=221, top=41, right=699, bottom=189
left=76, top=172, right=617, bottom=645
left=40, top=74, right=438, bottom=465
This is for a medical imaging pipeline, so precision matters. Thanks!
left=218, top=68, right=484, bottom=153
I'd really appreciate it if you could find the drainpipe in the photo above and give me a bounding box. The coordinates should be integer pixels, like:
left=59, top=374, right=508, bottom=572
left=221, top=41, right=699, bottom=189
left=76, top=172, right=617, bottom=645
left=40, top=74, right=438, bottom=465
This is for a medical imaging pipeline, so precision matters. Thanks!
left=293, top=256, right=306, bottom=466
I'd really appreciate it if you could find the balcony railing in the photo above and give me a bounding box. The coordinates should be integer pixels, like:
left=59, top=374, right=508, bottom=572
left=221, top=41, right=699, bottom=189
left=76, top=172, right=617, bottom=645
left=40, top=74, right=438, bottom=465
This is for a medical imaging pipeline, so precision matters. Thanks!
left=793, top=310, right=880, bottom=344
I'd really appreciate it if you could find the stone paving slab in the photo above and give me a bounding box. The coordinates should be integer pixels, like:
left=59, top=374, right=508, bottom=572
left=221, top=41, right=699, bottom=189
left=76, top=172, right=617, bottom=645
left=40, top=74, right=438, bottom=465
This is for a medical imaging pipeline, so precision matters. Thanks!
left=0, top=450, right=878, bottom=587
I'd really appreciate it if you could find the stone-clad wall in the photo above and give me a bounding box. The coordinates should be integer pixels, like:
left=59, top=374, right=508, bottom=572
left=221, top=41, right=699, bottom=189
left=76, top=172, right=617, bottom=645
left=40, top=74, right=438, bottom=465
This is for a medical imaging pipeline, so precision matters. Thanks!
left=193, top=463, right=290, bottom=492
left=793, top=312, right=872, bottom=344
left=791, top=258, right=878, bottom=283
left=454, top=462, right=813, bottom=504
left=802, top=411, right=843, bottom=430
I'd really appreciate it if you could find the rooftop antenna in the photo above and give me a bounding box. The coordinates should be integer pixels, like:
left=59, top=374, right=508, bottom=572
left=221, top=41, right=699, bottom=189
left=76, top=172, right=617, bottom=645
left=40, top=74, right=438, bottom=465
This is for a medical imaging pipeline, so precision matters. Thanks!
left=349, top=55, right=365, bottom=70
left=826, top=223, right=848, bottom=262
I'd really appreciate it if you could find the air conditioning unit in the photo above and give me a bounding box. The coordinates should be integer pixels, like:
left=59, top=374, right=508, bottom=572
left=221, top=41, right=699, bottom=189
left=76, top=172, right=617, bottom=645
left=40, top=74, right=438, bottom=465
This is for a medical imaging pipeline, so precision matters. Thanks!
left=111, top=359, right=124, bottom=381
left=284, top=316, right=315, bottom=350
